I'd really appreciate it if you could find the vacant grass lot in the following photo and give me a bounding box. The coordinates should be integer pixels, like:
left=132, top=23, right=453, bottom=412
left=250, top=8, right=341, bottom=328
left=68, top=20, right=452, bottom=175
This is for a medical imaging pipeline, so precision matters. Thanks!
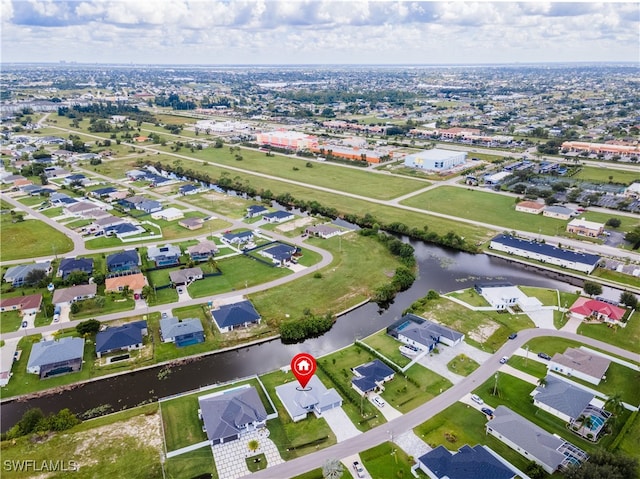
left=447, top=354, right=480, bottom=376
left=473, top=373, right=630, bottom=453
left=0, top=216, right=73, bottom=261
left=573, top=165, right=640, bottom=186
left=401, top=186, right=634, bottom=237
left=360, top=441, right=426, bottom=479
left=250, top=234, right=402, bottom=323
left=259, top=370, right=337, bottom=460
left=519, top=286, right=559, bottom=306
left=0, top=404, right=163, bottom=479
left=183, top=192, right=257, bottom=219
left=445, top=288, right=490, bottom=307
left=577, top=316, right=640, bottom=354
left=411, top=297, right=534, bottom=353
left=164, top=448, right=217, bottom=479
left=0, top=310, right=22, bottom=334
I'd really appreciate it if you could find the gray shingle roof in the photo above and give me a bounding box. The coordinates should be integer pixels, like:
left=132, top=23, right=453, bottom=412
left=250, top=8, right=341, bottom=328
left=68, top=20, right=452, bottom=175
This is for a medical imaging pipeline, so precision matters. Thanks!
left=27, top=337, right=84, bottom=369
left=275, top=375, right=342, bottom=419
left=418, top=445, right=516, bottom=479
left=533, top=375, right=594, bottom=420
left=4, top=261, right=51, bottom=283
left=159, top=317, right=203, bottom=340
left=488, top=406, right=566, bottom=471
left=199, top=387, right=267, bottom=443
left=550, top=348, right=611, bottom=381
left=95, top=321, right=146, bottom=354
left=212, top=300, right=261, bottom=329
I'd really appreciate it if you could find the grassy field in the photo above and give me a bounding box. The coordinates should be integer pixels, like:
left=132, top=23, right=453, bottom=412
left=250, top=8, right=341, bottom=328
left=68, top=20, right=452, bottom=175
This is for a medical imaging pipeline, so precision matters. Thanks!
left=410, top=296, right=534, bottom=353
left=0, top=310, right=22, bottom=333
left=250, top=233, right=402, bottom=324
left=577, top=316, right=640, bottom=354
left=591, top=268, right=640, bottom=289
left=0, top=216, right=73, bottom=261
left=445, top=288, right=490, bottom=307
left=292, top=468, right=354, bottom=479
left=447, top=354, right=480, bottom=376
left=259, top=370, right=337, bottom=460
left=0, top=404, right=163, bottom=479
left=361, top=330, right=412, bottom=368
left=573, top=165, right=640, bottom=186
left=519, top=286, right=559, bottom=306
left=164, top=448, right=217, bottom=479
left=401, top=186, right=634, bottom=237
left=360, top=441, right=426, bottom=479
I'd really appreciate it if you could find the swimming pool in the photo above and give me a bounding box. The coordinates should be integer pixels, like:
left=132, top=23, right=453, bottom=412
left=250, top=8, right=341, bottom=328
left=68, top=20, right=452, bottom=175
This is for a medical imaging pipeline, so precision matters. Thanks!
left=589, top=415, right=604, bottom=430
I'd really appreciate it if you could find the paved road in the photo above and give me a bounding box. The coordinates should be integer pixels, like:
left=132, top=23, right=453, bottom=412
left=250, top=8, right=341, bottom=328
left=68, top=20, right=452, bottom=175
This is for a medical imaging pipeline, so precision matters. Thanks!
left=242, top=328, right=639, bottom=479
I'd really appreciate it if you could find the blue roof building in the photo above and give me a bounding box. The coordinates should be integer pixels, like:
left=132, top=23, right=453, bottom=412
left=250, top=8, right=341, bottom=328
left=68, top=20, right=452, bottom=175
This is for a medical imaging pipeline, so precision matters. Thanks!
left=106, top=250, right=140, bottom=272
left=104, top=223, right=145, bottom=238
left=351, top=359, right=395, bottom=396
left=95, top=321, right=147, bottom=358
left=211, top=300, right=261, bottom=333
left=259, top=244, right=297, bottom=266
left=417, top=445, right=517, bottom=479
left=179, top=184, right=199, bottom=195
left=263, top=210, right=295, bottom=223
left=489, top=234, right=600, bottom=274
left=222, top=231, right=254, bottom=245
left=27, top=337, right=85, bottom=379
left=159, top=317, right=204, bottom=347
left=4, top=261, right=51, bottom=287
left=246, top=205, right=268, bottom=218
left=58, top=257, right=94, bottom=279
left=90, top=186, right=118, bottom=197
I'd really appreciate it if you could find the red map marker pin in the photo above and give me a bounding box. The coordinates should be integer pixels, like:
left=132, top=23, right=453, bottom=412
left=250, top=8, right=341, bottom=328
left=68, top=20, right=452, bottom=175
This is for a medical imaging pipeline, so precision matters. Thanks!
left=291, top=353, right=317, bottom=389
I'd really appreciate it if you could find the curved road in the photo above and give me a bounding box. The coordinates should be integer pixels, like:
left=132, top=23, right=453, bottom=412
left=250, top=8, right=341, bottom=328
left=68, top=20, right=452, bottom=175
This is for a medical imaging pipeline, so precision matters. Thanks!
left=243, top=328, right=639, bottom=479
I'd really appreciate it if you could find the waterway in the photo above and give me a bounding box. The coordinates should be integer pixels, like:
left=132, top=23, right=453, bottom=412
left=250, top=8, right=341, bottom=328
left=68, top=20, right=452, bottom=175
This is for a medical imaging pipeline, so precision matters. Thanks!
left=0, top=240, right=607, bottom=431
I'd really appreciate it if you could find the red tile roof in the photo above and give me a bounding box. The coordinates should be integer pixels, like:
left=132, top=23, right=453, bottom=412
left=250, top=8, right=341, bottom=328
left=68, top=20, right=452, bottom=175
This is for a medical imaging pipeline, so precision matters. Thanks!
left=570, top=298, right=625, bottom=321
left=0, top=294, right=42, bottom=311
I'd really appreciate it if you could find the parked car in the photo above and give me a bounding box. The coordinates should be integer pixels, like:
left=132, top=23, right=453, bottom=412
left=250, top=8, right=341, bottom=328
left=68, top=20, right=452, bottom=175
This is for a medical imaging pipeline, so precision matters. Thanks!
left=470, top=394, right=484, bottom=405
left=481, top=407, right=494, bottom=416
left=21, top=321, right=28, bottom=328
left=508, top=332, right=518, bottom=340
left=538, top=352, right=551, bottom=360
left=373, top=396, right=385, bottom=408
left=499, top=356, right=509, bottom=364
left=177, top=287, right=184, bottom=294
left=352, top=461, right=365, bottom=478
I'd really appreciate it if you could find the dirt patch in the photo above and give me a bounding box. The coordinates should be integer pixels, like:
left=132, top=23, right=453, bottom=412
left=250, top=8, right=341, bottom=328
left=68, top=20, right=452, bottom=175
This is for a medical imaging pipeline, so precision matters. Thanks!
left=468, top=323, right=500, bottom=343
left=73, top=412, right=163, bottom=467
left=276, top=216, right=313, bottom=232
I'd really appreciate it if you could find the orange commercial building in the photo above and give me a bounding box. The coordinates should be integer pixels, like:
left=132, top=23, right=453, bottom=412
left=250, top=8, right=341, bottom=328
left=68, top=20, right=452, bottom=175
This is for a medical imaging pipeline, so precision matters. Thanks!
left=561, top=141, right=640, bottom=157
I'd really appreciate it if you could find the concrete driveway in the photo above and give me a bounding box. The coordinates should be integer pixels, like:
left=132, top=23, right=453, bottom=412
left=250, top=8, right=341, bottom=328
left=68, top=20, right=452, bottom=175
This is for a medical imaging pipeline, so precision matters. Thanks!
left=418, top=341, right=492, bottom=384
left=321, top=407, right=361, bottom=443
left=525, top=309, right=556, bottom=329
left=341, top=453, right=370, bottom=478
left=371, top=396, right=402, bottom=421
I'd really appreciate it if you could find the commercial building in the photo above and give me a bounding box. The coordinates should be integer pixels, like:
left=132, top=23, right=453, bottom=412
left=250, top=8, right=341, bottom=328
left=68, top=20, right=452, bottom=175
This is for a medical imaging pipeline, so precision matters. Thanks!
left=404, top=149, right=467, bottom=170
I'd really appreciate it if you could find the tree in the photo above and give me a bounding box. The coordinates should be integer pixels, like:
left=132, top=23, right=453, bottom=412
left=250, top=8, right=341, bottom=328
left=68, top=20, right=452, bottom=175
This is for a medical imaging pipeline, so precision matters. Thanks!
left=603, top=393, right=625, bottom=420
left=625, top=226, right=640, bottom=249
left=65, top=270, right=89, bottom=286
left=322, top=459, right=343, bottom=479
left=70, top=302, right=81, bottom=314
left=24, top=269, right=47, bottom=287
left=75, top=318, right=101, bottom=335
left=247, top=439, right=259, bottom=454
left=524, top=461, right=546, bottom=479
left=16, top=408, right=45, bottom=435
left=620, top=291, right=638, bottom=309
left=606, top=218, right=621, bottom=228
left=583, top=281, right=602, bottom=297
left=563, top=450, right=638, bottom=479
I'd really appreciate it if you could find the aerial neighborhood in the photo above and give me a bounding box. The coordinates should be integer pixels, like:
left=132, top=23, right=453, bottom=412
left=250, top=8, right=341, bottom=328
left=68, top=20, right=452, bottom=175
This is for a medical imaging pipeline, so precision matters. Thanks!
left=0, top=61, right=638, bottom=479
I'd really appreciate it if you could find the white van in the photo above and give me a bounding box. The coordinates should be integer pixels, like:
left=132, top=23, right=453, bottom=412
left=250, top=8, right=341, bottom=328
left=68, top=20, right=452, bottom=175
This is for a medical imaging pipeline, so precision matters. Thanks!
left=471, top=394, right=484, bottom=405
left=373, top=396, right=385, bottom=407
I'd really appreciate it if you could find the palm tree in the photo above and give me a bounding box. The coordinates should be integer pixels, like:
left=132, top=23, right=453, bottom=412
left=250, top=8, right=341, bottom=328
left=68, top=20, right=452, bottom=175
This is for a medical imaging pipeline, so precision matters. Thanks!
left=207, top=255, right=218, bottom=272
left=247, top=439, right=259, bottom=454
left=537, top=377, right=547, bottom=388
left=322, top=458, right=343, bottom=479
left=604, top=394, right=624, bottom=422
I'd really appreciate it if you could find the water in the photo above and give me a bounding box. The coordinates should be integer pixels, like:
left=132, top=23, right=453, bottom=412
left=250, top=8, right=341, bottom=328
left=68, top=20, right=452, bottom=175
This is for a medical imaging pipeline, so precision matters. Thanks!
left=0, top=239, right=602, bottom=431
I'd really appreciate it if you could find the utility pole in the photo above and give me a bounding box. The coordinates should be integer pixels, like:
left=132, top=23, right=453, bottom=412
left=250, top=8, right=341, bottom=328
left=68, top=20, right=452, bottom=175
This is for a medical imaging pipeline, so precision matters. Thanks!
left=493, top=372, right=499, bottom=397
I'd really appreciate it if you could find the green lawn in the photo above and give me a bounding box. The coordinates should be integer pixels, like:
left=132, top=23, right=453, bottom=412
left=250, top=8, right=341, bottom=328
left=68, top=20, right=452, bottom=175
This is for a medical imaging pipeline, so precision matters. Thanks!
left=446, top=354, right=480, bottom=376
left=180, top=191, right=254, bottom=219
left=519, top=286, right=559, bottom=306
left=0, top=217, right=73, bottom=261
left=361, top=330, right=412, bottom=368
left=0, top=404, right=163, bottom=479
left=591, top=267, right=640, bottom=289
left=0, top=310, right=22, bottom=333
left=70, top=294, right=135, bottom=320
left=577, top=316, right=640, bottom=354
left=259, top=370, right=337, bottom=460
left=573, top=165, right=640, bottom=186
left=153, top=215, right=232, bottom=241
left=250, top=234, right=405, bottom=324
left=445, top=288, right=490, bottom=307
left=164, top=448, right=217, bottom=479
left=410, top=296, right=534, bottom=353
left=291, top=468, right=354, bottom=479
left=394, top=364, right=452, bottom=413
left=360, top=442, right=425, bottom=479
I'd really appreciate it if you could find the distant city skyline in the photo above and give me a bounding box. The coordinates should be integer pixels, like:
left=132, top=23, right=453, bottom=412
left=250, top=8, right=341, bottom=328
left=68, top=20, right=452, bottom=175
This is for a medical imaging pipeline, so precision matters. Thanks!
left=1, top=1, right=638, bottom=65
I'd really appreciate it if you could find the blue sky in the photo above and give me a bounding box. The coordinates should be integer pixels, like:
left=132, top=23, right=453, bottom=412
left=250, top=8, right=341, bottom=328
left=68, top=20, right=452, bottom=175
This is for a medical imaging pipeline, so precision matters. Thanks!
left=1, top=1, right=638, bottom=64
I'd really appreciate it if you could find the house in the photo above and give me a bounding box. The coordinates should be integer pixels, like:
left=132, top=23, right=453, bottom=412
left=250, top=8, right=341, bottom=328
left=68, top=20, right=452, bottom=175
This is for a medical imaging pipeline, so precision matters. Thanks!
left=531, top=375, right=595, bottom=423
left=179, top=184, right=200, bottom=195
left=489, top=235, right=601, bottom=274
left=276, top=375, right=342, bottom=422
left=3, top=261, right=51, bottom=286
left=259, top=244, right=297, bottom=266
left=57, top=257, right=94, bottom=279
left=50, top=193, right=77, bottom=206
left=159, top=317, right=204, bottom=347
left=387, top=314, right=465, bottom=352
left=211, top=300, right=261, bottom=333
left=263, top=210, right=295, bottom=223
left=543, top=205, right=576, bottom=220
left=105, top=273, right=148, bottom=297
left=26, top=337, right=85, bottom=379
left=351, top=359, right=395, bottom=396
left=95, top=321, right=147, bottom=358
left=515, top=201, right=545, bottom=214
left=486, top=406, right=588, bottom=474
left=63, top=174, right=87, bottom=185
left=474, top=283, right=542, bottom=312
left=52, top=284, right=97, bottom=306
left=94, top=215, right=128, bottom=231
left=89, top=186, right=118, bottom=198
left=187, top=241, right=218, bottom=261
left=169, top=267, right=203, bottom=286
left=305, top=224, right=341, bottom=239
left=126, top=170, right=147, bottom=181
left=106, top=250, right=140, bottom=272
left=417, top=444, right=517, bottom=479
left=119, top=195, right=146, bottom=210
left=138, top=200, right=163, bottom=214
left=198, top=386, right=267, bottom=445
left=567, top=218, right=605, bottom=237
left=0, top=294, right=42, bottom=316
left=151, top=207, right=184, bottom=221
left=569, top=297, right=626, bottom=324
left=104, top=223, right=145, bottom=238
left=548, top=348, right=611, bottom=385
left=147, top=244, right=181, bottom=267
left=64, top=201, right=103, bottom=217
left=246, top=205, right=268, bottom=218
left=222, top=231, right=254, bottom=245
left=179, top=217, right=204, bottom=230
